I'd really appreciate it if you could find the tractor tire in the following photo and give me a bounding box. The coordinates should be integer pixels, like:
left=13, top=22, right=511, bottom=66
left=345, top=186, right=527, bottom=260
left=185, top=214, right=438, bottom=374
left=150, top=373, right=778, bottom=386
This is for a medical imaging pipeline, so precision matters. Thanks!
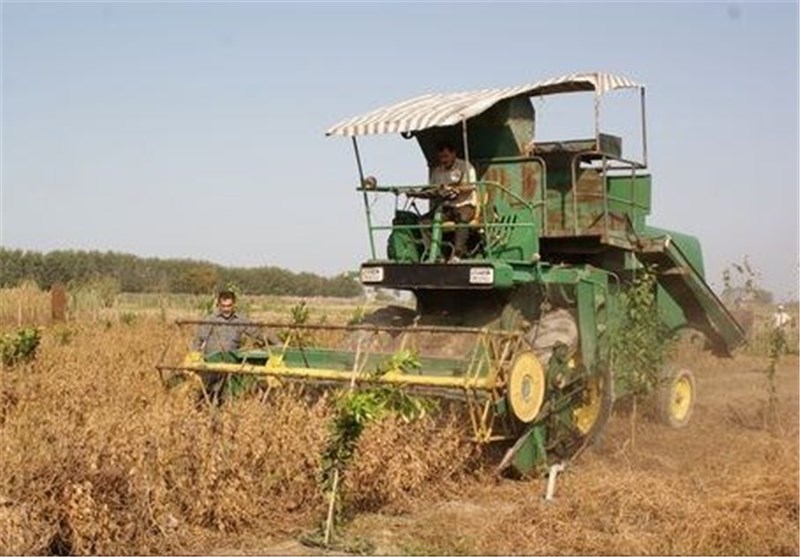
left=525, top=308, right=579, bottom=365
left=655, top=365, right=696, bottom=428
left=555, top=362, right=615, bottom=461
left=525, top=308, right=611, bottom=461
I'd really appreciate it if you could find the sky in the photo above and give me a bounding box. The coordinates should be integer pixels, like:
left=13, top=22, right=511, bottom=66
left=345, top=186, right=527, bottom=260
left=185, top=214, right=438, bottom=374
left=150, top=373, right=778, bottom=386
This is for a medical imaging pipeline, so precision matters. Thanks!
left=1, top=1, right=798, bottom=300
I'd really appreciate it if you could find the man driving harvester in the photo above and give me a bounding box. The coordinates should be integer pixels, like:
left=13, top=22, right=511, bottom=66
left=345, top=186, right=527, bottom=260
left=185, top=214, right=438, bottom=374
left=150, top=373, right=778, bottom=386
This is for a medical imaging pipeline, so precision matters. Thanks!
left=418, top=141, right=478, bottom=262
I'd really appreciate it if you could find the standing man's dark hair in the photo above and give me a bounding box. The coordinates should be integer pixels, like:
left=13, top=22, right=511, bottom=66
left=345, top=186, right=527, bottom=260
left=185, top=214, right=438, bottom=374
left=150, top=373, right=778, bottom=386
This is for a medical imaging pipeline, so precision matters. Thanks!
left=217, top=290, right=237, bottom=303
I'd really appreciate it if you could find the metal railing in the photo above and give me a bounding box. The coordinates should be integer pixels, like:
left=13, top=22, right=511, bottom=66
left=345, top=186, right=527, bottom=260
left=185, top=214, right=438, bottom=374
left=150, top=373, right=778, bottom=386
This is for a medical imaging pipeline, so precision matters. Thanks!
left=357, top=181, right=541, bottom=263
left=538, top=151, right=649, bottom=240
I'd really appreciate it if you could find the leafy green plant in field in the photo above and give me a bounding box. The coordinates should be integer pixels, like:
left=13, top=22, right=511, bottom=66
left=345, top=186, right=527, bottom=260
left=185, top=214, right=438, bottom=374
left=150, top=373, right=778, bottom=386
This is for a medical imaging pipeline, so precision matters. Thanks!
left=609, top=266, right=675, bottom=445
left=765, top=326, right=787, bottom=433
left=611, top=267, right=671, bottom=399
left=1, top=327, right=41, bottom=367
left=69, top=276, right=121, bottom=315
left=119, top=312, right=137, bottom=326
left=320, top=349, right=431, bottom=490
left=316, top=349, right=435, bottom=546
left=347, top=306, right=367, bottom=326
left=53, top=325, right=74, bottom=346
left=197, top=295, right=215, bottom=316
left=281, top=300, right=312, bottom=347
left=290, top=300, right=310, bottom=325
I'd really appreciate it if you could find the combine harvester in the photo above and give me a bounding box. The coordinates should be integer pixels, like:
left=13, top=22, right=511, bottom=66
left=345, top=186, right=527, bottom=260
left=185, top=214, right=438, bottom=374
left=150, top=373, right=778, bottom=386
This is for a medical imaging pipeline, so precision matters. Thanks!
left=158, top=72, right=744, bottom=476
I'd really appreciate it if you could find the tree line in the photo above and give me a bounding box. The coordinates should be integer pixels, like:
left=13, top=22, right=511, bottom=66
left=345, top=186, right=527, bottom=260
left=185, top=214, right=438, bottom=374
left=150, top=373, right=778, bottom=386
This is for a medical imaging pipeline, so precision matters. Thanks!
left=0, top=248, right=362, bottom=298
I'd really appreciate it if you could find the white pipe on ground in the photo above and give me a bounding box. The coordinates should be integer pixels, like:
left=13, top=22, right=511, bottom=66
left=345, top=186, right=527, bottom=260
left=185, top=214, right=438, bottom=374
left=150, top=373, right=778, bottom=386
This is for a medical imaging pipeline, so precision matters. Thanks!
left=544, top=462, right=566, bottom=501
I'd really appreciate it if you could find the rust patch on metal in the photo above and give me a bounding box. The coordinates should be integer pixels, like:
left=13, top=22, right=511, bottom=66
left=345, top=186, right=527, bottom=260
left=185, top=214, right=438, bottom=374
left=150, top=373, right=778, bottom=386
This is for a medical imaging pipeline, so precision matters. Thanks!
left=521, top=161, right=541, bottom=200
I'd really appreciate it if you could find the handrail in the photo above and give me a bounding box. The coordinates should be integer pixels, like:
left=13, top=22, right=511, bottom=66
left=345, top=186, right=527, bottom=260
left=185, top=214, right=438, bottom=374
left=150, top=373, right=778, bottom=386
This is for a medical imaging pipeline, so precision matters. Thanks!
left=559, top=151, right=648, bottom=238
left=356, top=180, right=539, bottom=208
left=358, top=181, right=540, bottom=262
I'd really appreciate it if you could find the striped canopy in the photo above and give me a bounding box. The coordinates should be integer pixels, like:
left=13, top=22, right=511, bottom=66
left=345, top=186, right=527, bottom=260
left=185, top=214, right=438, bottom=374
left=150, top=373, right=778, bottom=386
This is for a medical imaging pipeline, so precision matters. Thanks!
left=326, top=72, right=642, bottom=137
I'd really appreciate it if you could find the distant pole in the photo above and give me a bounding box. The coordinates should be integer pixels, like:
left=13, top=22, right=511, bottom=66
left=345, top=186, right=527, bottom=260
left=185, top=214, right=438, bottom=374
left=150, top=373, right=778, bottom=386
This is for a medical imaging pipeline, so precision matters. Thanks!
left=51, top=283, right=67, bottom=323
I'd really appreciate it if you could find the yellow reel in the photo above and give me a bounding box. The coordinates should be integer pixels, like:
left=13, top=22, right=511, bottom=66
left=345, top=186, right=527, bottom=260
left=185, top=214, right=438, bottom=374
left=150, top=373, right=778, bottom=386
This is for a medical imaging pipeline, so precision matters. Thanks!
left=507, top=351, right=546, bottom=423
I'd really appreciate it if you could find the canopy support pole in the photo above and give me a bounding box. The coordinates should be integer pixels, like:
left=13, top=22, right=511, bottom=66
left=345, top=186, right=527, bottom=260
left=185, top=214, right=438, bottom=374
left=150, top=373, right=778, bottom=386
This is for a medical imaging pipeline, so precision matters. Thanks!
left=352, top=137, right=377, bottom=259
left=640, top=87, right=648, bottom=167
left=461, top=117, right=471, bottom=170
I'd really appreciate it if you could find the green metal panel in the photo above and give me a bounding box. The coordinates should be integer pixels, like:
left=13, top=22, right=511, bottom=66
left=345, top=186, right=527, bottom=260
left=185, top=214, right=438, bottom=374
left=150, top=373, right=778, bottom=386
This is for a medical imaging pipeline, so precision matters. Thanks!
left=576, top=280, right=598, bottom=370
left=480, top=158, right=544, bottom=203
left=492, top=262, right=516, bottom=287
left=543, top=167, right=652, bottom=237
left=657, top=284, right=688, bottom=333
left=539, top=265, right=612, bottom=371
left=607, top=174, right=651, bottom=231
left=414, top=97, right=535, bottom=166
left=637, top=233, right=745, bottom=354
left=511, top=424, right=547, bottom=476
left=644, top=226, right=705, bottom=278
left=484, top=191, right=539, bottom=262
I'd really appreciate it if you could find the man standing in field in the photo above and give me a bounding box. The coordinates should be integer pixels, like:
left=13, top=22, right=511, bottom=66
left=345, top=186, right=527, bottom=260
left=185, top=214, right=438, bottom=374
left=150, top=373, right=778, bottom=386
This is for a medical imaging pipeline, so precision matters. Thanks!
left=190, top=290, right=275, bottom=402
left=192, top=290, right=267, bottom=355
left=772, top=304, right=792, bottom=331
left=770, top=304, right=795, bottom=356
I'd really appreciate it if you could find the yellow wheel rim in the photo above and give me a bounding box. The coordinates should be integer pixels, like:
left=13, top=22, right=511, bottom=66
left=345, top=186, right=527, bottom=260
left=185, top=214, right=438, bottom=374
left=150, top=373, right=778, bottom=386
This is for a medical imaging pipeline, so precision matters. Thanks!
left=573, top=376, right=602, bottom=435
left=670, top=375, right=693, bottom=422
left=508, top=351, right=546, bottom=423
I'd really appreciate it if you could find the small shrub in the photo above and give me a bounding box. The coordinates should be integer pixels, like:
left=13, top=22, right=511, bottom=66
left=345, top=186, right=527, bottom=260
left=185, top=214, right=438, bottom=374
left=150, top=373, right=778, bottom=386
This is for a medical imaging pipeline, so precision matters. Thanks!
left=282, top=301, right=312, bottom=346
left=347, top=306, right=366, bottom=326
left=611, top=267, right=671, bottom=397
left=1, top=327, right=41, bottom=367
left=53, top=325, right=75, bottom=346
left=119, top=312, right=137, bottom=326
left=197, top=296, right=214, bottom=316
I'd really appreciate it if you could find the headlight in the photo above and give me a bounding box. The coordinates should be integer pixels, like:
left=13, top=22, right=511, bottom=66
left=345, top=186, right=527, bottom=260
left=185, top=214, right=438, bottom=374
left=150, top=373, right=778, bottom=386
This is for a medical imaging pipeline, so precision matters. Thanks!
left=360, top=266, right=384, bottom=283
left=469, top=267, right=494, bottom=285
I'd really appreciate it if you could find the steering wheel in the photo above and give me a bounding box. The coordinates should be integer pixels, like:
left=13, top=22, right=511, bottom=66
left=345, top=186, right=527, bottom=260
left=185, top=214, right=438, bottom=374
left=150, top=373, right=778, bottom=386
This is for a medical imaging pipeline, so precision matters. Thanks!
left=406, top=185, right=437, bottom=199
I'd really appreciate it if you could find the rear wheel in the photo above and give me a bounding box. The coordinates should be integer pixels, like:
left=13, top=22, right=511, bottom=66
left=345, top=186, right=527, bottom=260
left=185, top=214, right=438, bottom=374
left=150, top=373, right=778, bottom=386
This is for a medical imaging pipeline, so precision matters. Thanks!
left=551, top=363, right=614, bottom=460
left=656, top=366, right=696, bottom=428
left=527, top=308, right=612, bottom=451
left=510, top=308, right=613, bottom=466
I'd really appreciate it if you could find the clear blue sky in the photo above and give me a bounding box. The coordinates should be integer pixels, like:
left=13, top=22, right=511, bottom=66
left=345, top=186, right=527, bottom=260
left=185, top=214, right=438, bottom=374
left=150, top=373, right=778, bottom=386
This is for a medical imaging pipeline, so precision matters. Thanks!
left=1, top=1, right=798, bottom=300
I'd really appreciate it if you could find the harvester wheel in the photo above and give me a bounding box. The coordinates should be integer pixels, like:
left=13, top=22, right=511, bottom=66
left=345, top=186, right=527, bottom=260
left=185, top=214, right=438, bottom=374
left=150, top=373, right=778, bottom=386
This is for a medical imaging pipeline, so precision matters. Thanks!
left=526, top=308, right=611, bottom=461
left=561, top=363, right=614, bottom=456
left=507, top=350, right=546, bottom=423
left=656, top=365, right=696, bottom=428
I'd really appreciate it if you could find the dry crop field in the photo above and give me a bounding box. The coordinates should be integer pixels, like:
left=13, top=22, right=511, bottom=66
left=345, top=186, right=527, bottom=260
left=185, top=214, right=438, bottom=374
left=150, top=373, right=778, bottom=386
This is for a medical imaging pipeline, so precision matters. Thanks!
left=0, top=295, right=797, bottom=555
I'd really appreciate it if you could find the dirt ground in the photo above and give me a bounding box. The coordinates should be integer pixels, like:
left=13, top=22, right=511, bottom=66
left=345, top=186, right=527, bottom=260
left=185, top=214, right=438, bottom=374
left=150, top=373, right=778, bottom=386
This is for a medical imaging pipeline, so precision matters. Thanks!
left=203, top=352, right=800, bottom=556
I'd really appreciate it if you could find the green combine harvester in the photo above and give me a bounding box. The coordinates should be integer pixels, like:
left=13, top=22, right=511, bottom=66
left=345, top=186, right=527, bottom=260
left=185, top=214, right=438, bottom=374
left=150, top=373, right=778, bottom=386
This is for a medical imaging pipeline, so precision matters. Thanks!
left=158, top=72, right=745, bottom=476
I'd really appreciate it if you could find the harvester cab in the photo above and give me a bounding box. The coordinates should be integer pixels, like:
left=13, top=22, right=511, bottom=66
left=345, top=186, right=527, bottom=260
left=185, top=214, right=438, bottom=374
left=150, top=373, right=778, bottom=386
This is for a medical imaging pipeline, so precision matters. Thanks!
left=326, top=72, right=744, bottom=353
left=160, top=72, right=746, bottom=477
